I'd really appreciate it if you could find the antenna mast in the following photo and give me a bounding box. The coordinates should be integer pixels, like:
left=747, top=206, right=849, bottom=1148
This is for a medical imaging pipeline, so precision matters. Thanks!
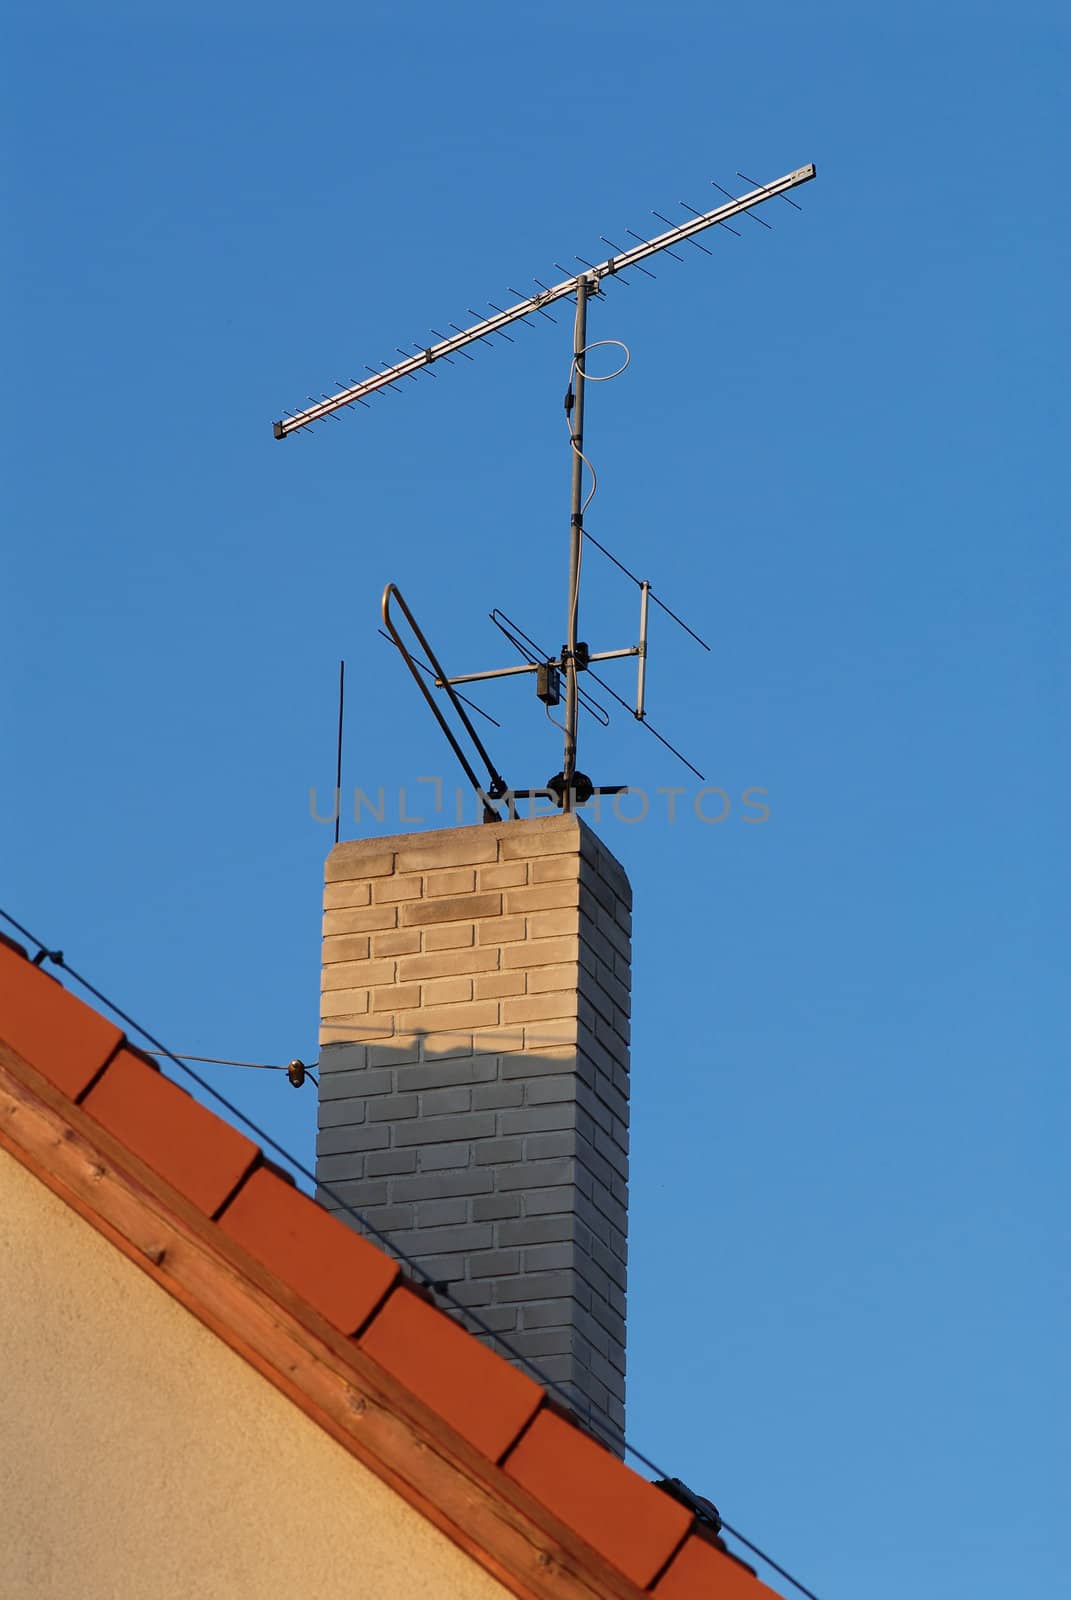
left=563, top=278, right=589, bottom=809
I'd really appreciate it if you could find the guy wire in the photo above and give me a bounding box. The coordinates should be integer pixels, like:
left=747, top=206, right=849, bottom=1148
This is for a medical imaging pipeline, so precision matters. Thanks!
left=0, top=903, right=822, bottom=1600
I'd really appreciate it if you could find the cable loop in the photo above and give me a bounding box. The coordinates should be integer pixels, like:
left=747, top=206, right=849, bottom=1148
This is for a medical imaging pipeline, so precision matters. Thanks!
left=574, top=338, right=631, bottom=382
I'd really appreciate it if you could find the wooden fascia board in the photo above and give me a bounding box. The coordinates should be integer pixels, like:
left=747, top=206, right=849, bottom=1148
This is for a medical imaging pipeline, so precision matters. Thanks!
left=0, top=1046, right=653, bottom=1600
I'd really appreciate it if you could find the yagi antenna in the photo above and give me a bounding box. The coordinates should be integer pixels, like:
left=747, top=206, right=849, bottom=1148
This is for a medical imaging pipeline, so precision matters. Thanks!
left=278, top=162, right=817, bottom=815
left=272, top=166, right=814, bottom=437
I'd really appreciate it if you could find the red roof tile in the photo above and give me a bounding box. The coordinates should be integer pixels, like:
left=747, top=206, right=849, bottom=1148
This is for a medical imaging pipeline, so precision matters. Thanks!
left=217, top=1164, right=399, bottom=1335
left=654, top=1533, right=782, bottom=1599
left=0, top=938, right=121, bottom=1099
left=359, top=1283, right=543, bottom=1462
left=81, top=1045, right=259, bottom=1217
left=504, top=1408, right=692, bottom=1588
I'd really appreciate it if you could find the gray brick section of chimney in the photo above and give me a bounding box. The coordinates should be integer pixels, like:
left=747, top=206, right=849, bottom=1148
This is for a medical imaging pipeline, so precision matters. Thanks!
left=314, top=814, right=630, bottom=1451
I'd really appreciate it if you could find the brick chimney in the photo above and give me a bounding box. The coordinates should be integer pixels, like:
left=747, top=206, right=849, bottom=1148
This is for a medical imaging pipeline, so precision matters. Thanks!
left=316, top=813, right=630, bottom=1450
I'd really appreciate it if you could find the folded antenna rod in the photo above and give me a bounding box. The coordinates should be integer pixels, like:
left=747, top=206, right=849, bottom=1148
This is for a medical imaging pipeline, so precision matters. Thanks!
left=381, top=584, right=510, bottom=822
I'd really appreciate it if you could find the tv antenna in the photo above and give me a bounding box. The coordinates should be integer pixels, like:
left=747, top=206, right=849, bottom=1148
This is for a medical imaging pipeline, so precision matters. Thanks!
left=276, top=164, right=816, bottom=817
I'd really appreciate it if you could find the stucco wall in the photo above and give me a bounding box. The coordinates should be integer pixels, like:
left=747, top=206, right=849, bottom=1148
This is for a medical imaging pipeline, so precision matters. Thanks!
left=0, top=1146, right=509, bottom=1600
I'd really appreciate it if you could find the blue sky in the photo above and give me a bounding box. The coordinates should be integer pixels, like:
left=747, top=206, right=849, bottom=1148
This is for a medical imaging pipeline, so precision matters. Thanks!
left=4, top=4, right=1068, bottom=1597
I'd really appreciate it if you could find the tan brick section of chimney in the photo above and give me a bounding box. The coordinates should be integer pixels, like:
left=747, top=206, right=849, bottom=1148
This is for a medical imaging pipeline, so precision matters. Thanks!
left=316, top=813, right=630, bottom=1451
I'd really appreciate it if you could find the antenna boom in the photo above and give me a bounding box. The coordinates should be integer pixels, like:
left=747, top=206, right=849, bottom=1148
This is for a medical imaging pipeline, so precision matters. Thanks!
left=272, top=163, right=815, bottom=438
